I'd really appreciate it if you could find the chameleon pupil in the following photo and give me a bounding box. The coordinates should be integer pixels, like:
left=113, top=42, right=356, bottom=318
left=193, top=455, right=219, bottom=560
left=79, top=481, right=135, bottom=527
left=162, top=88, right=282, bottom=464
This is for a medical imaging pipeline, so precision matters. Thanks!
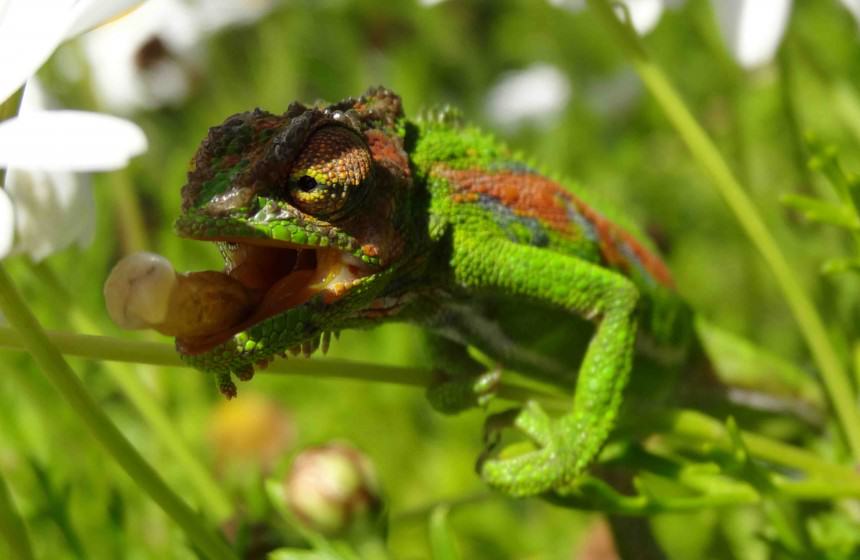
left=297, top=175, right=318, bottom=191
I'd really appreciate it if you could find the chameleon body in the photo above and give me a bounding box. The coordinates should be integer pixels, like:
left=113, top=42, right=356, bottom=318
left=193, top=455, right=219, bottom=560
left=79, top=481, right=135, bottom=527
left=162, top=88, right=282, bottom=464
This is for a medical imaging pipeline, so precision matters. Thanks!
left=174, top=87, right=696, bottom=497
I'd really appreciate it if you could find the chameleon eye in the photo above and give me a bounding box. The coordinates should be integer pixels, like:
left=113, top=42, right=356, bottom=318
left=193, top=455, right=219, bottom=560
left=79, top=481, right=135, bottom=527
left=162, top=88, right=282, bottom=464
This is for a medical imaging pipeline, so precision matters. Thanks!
left=296, top=175, right=318, bottom=192
left=288, top=126, right=372, bottom=217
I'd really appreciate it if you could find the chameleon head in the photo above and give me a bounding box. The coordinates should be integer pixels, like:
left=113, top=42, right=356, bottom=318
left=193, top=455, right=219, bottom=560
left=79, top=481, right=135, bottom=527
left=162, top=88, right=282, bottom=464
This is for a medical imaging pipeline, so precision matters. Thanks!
left=105, top=87, right=414, bottom=394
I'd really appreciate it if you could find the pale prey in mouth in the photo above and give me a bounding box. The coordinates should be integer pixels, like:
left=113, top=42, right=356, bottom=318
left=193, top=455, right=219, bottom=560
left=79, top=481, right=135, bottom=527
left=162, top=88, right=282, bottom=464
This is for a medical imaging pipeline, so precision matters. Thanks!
left=103, top=239, right=373, bottom=353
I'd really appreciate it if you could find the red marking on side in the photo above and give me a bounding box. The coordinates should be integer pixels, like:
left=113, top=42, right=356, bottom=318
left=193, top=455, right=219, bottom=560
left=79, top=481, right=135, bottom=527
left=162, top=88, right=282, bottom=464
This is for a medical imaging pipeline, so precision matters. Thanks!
left=438, top=167, right=675, bottom=288
left=439, top=168, right=574, bottom=232
left=573, top=200, right=674, bottom=288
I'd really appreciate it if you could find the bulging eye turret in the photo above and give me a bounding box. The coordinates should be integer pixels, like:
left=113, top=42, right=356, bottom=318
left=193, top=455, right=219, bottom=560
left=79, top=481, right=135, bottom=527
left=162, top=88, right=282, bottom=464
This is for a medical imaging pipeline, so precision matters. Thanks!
left=288, top=126, right=372, bottom=217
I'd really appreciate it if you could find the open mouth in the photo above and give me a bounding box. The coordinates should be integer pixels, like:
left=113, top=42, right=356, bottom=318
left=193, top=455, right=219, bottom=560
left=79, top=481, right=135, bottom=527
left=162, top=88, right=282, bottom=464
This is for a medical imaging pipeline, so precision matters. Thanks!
left=175, top=237, right=374, bottom=355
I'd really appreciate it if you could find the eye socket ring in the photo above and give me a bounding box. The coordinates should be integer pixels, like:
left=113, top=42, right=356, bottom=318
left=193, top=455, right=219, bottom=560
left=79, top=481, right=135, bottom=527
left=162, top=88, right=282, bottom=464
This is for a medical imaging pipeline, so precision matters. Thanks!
left=287, top=125, right=372, bottom=216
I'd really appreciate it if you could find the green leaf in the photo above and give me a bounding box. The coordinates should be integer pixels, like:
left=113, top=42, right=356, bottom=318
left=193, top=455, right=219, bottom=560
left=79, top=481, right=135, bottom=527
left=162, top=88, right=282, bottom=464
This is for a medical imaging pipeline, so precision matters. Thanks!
left=780, top=194, right=859, bottom=230
left=805, top=134, right=860, bottom=217
left=428, top=506, right=461, bottom=560
left=821, top=257, right=860, bottom=275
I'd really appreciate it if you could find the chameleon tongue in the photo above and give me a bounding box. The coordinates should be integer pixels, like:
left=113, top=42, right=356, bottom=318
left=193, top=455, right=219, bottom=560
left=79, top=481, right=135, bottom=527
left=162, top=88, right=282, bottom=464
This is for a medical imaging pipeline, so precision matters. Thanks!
left=104, top=252, right=256, bottom=338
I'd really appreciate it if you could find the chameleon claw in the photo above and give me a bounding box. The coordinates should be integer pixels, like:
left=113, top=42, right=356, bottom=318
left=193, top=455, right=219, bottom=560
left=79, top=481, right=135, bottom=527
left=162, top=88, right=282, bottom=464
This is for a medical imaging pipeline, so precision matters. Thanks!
left=217, top=372, right=238, bottom=399
left=478, top=404, right=583, bottom=496
left=482, top=408, right=521, bottom=448
left=235, top=364, right=255, bottom=381
left=321, top=331, right=331, bottom=354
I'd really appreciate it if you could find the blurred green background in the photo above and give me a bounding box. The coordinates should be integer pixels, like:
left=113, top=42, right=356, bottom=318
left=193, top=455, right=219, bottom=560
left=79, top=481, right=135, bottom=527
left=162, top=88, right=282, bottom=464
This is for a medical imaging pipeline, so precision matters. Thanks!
left=4, top=0, right=860, bottom=557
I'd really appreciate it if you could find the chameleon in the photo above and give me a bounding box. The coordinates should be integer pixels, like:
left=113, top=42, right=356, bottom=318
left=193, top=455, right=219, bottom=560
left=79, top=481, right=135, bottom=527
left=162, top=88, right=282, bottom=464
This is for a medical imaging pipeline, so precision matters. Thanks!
left=108, top=86, right=808, bottom=498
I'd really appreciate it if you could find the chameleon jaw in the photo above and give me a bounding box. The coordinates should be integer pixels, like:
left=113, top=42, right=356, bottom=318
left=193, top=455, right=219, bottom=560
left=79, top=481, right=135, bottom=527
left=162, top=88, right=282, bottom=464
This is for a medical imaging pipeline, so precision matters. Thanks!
left=176, top=237, right=374, bottom=355
left=103, top=238, right=374, bottom=355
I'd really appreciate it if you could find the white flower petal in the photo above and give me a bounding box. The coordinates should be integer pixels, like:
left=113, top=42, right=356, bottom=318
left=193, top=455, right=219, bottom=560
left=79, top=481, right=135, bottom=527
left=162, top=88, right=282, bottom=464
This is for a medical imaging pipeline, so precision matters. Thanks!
left=0, top=188, right=14, bottom=259
left=0, top=0, right=77, bottom=104
left=18, top=78, right=51, bottom=112
left=66, top=0, right=147, bottom=38
left=840, top=0, right=860, bottom=25
left=81, top=0, right=202, bottom=113
left=0, top=111, right=147, bottom=171
left=616, top=0, right=664, bottom=35
left=713, top=0, right=793, bottom=69
left=4, top=169, right=95, bottom=261
left=486, top=63, right=572, bottom=130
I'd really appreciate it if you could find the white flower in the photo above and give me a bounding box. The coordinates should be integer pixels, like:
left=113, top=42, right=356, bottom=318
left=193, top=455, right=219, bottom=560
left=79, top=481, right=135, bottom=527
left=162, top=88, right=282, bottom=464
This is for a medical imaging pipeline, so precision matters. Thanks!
left=0, top=1, right=149, bottom=260
left=4, top=169, right=95, bottom=261
left=2, top=86, right=98, bottom=261
left=0, top=110, right=148, bottom=171
left=0, top=0, right=145, bottom=105
left=486, top=63, right=572, bottom=130
left=81, top=0, right=279, bottom=114
left=713, top=1, right=860, bottom=70
left=1, top=81, right=145, bottom=261
left=712, top=0, right=793, bottom=69
left=81, top=0, right=202, bottom=113
left=841, top=0, right=860, bottom=23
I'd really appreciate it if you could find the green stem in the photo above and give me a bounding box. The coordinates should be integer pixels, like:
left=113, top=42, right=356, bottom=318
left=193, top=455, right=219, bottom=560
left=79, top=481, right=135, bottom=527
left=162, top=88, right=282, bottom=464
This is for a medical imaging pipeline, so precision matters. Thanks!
left=26, top=260, right=233, bottom=523
left=0, top=327, right=561, bottom=406
left=0, top=265, right=236, bottom=560
left=587, top=0, right=860, bottom=461
left=776, top=45, right=814, bottom=193
left=556, top=472, right=860, bottom=515
left=651, top=409, right=857, bottom=481
left=109, top=170, right=149, bottom=254
left=0, top=326, right=851, bottom=487
left=0, top=469, right=34, bottom=560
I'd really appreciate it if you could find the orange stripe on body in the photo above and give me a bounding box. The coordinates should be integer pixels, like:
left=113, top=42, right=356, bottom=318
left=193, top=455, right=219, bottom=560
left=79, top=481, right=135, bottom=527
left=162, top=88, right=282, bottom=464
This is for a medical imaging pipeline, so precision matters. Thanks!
left=438, top=167, right=675, bottom=288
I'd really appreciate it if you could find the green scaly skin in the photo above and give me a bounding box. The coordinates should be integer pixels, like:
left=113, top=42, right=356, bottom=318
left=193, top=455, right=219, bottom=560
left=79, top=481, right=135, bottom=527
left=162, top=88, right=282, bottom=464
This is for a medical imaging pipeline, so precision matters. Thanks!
left=174, top=87, right=698, bottom=498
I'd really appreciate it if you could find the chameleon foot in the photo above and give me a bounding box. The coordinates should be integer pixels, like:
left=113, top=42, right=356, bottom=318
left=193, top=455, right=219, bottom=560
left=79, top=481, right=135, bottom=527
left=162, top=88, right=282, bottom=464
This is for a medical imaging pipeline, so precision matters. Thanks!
left=426, top=369, right=501, bottom=414
left=478, top=402, right=576, bottom=497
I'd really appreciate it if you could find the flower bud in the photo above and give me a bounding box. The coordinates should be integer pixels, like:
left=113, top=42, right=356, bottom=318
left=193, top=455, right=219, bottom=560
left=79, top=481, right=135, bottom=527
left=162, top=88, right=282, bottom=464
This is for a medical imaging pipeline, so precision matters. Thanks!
left=103, top=251, right=254, bottom=337
left=284, top=442, right=382, bottom=536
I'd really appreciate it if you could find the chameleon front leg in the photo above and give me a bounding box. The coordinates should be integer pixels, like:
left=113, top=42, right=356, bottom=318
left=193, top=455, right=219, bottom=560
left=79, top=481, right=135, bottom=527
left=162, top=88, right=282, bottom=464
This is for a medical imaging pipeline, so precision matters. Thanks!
left=424, top=333, right=501, bottom=414
left=451, top=232, right=639, bottom=497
